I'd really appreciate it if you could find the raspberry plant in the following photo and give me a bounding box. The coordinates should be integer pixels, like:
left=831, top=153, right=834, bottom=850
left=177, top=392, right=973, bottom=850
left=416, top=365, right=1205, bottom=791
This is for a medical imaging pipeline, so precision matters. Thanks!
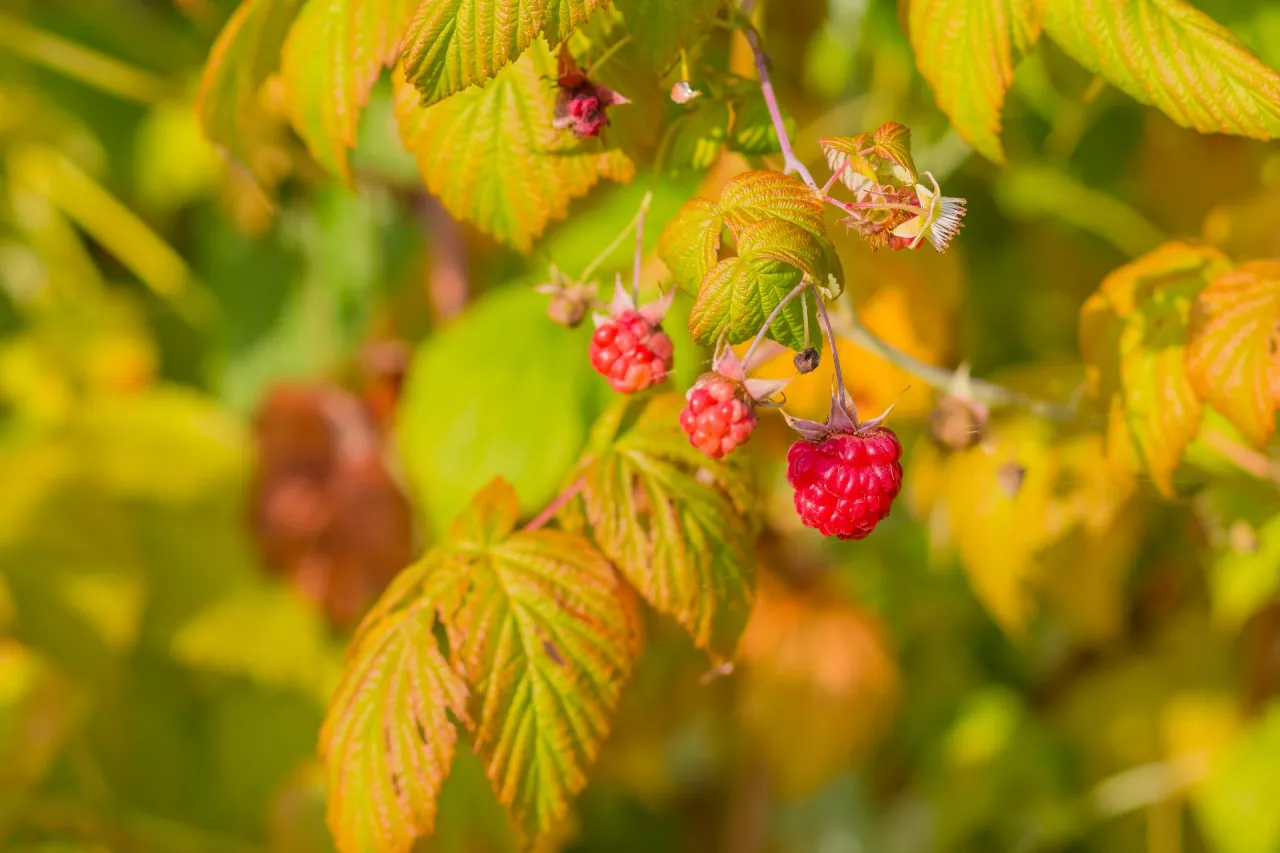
left=185, top=0, right=1280, bottom=851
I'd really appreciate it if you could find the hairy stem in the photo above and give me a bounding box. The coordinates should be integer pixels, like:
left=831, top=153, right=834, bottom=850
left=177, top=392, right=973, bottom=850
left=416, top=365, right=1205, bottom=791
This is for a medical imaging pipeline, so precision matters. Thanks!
left=823, top=195, right=926, bottom=216
left=523, top=478, right=586, bottom=531
left=831, top=310, right=1077, bottom=420
left=744, top=280, right=808, bottom=368
left=812, top=284, right=845, bottom=394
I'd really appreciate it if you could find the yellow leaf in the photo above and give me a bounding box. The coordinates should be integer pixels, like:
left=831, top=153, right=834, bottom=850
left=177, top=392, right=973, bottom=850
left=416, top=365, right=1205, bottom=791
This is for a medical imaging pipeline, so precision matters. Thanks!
left=1080, top=242, right=1230, bottom=495
left=1187, top=261, right=1280, bottom=447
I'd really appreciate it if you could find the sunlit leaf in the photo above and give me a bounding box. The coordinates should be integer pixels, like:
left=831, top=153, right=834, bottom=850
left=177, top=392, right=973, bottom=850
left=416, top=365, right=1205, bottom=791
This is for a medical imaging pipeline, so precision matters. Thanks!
left=573, top=395, right=758, bottom=656
left=197, top=0, right=303, bottom=186
left=394, top=43, right=633, bottom=252
left=667, top=99, right=730, bottom=172
left=323, top=479, right=640, bottom=851
left=656, top=198, right=722, bottom=292
left=1080, top=242, right=1231, bottom=495
left=737, top=574, right=898, bottom=796
left=1042, top=0, right=1280, bottom=141
left=280, top=0, right=419, bottom=179
left=1186, top=261, right=1280, bottom=447
left=819, top=123, right=918, bottom=193
left=727, top=90, right=791, bottom=156
left=908, top=0, right=1039, bottom=162
left=400, top=0, right=607, bottom=106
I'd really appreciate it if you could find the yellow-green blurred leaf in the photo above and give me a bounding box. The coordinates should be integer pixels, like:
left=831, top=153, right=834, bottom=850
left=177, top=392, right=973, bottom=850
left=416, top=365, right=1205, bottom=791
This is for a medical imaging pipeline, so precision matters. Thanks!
left=1193, top=703, right=1280, bottom=853
left=280, top=0, right=418, bottom=179
left=1042, top=0, right=1280, bottom=141
left=614, top=0, right=718, bottom=71
left=908, top=0, right=1039, bottom=162
left=1187, top=260, right=1280, bottom=447
left=1080, top=242, right=1230, bottom=495
left=0, top=640, right=84, bottom=792
left=394, top=42, right=633, bottom=252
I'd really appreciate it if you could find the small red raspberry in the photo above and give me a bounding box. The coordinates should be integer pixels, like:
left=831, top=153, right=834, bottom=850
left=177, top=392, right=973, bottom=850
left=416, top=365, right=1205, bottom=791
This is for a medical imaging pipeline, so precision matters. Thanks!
left=786, top=427, right=903, bottom=540
left=590, top=309, right=674, bottom=394
left=680, top=375, right=756, bottom=459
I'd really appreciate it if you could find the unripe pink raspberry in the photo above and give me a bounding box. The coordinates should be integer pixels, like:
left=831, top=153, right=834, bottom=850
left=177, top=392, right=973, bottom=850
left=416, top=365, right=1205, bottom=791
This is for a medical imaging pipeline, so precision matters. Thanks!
left=784, top=389, right=902, bottom=540
left=787, top=427, right=903, bottom=540
left=590, top=310, right=674, bottom=394
left=680, top=375, right=756, bottom=459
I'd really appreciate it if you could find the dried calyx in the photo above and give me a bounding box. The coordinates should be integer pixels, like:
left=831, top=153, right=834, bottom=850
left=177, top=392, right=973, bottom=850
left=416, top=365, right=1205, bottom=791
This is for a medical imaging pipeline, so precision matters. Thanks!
left=783, top=385, right=894, bottom=443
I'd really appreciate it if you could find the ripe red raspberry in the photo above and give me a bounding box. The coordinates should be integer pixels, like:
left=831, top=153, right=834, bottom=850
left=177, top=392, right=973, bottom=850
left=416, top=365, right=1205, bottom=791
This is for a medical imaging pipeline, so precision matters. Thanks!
left=680, top=375, right=756, bottom=459
left=590, top=309, right=674, bottom=394
left=786, top=426, right=903, bottom=540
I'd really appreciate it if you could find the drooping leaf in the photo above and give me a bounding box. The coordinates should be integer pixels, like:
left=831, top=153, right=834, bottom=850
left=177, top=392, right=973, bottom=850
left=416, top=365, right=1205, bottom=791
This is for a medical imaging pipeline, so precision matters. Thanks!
left=908, top=0, right=1040, bottom=162
left=667, top=99, right=730, bottom=172
left=728, top=90, right=791, bottom=156
left=1186, top=261, right=1280, bottom=447
left=280, top=0, right=419, bottom=180
left=614, top=0, right=720, bottom=71
left=394, top=43, right=633, bottom=252
left=320, top=575, right=469, bottom=853
left=1041, top=0, right=1280, bottom=141
left=197, top=0, right=304, bottom=186
left=434, top=480, right=641, bottom=842
left=656, top=198, right=722, bottom=292
left=400, top=0, right=607, bottom=105
left=323, top=479, right=640, bottom=851
left=1080, top=242, right=1231, bottom=495
left=573, top=395, right=759, bottom=657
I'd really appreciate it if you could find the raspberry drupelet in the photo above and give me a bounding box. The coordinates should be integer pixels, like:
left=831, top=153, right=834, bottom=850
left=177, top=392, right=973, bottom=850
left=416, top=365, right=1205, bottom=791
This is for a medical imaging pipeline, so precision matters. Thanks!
left=590, top=310, right=675, bottom=394
left=678, top=338, right=790, bottom=460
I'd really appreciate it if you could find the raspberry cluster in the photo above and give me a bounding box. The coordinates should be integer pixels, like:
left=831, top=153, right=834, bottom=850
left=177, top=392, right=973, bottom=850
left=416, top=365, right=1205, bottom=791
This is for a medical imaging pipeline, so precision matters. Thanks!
left=786, top=427, right=903, bottom=540
left=680, top=374, right=757, bottom=460
left=590, top=310, right=674, bottom=394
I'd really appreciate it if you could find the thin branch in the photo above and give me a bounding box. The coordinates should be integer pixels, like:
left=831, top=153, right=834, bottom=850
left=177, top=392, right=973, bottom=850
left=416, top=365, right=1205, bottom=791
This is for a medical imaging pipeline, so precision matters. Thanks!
left=744, top=280, right=808, bottom=367
left=832, top=309, right=1077, bottom=420
left=581, top=201, right=646, bottom=282
left=633, top=191, right=652, bottom=304
left=741, top=21, right=816, bottom=188
left=523, top=478, right=586, bottom=531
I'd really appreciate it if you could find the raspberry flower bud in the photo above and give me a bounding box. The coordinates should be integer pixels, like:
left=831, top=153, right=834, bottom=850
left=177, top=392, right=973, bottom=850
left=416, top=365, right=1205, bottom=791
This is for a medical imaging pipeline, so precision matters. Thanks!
left=784, top=389, right=903, bottom=540
left=589, top=280, right=675, bottom=394
left=678, top=340, right=789, bottom=460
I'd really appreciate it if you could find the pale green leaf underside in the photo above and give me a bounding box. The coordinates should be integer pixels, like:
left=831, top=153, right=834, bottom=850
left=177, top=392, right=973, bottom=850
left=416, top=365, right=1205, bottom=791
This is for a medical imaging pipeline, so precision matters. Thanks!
left=281, top=0, right=419, bottom=179
left=402, top=0, right=609, bottom=106
left=395, top=41, right=633, bottom=252
left=577, top=395, right=758, bottom=657
left=1042, top=0, right=1280, bottom=140
left=909, top=0, right=1039, bottom=162
left=196, top=0, right=304, bottom=184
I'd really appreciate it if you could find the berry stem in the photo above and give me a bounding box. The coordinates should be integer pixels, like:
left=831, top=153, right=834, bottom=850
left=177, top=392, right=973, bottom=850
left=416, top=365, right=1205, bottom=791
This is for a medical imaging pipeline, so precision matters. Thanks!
left=523, top=478, right=586, bottom=531
left=822, top=195, right=926, bottom=216
left=585, top=34, right=632, bottom=75
left=811, top=284, right=845, bottom=395
left=743, top=280, right=808, bottom=368
left=633, top=191, right=651, bottom=305
left=581, top=192, right=651, bottom=283
left=830, top=307, right=1078, bottom=421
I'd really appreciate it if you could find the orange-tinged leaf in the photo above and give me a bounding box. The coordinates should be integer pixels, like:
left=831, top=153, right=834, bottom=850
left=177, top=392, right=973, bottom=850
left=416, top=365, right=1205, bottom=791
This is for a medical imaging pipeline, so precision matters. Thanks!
left=1080, top=242, right=1231, bottom=495
left=1187, top=261, right=1280, bottom=447
left=323, top=479, right=640, bottom=851
left=1041, top=0, right=1280, bottom=141
left=737, top=575, right=898, bottom=797
left=280, top=0, right=418, bottom=180
left=908, top=0, right=1039, bottom=162
left=871, top=121, right=918, bottom=183
left=574, top=395, right=758, bottom=657
left=394, top=42, right=633, bottom=252
left=196, top=0, right=303, bottom=187
left=320, top=590, right=469, bottom=853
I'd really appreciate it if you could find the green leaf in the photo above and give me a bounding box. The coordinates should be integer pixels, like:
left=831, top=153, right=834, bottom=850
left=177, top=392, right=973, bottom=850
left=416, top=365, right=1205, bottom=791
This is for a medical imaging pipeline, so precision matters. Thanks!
left=614, top=0, right=720, bottom=71
left=657, top=198, right=722, bottom=293
left=280, top=0, right=419, bottom=180
left=400, top=0, right=607, bottom=106
left=321, top=580, right=470, bottom=853
left=667, top=100, right=730, bottom=172
left=196, top=0, right=304, bottom=186
left=394, top=42, right=633, bottom=252
left=324, top=479, right=640, bottom=851
left=574, top=395, right=759, bottom=656
left=1080, top=242, right=1231, bottom=495
left=1186, top=261, right=1280, bottom=447
left=397, top=287, right=608, bottom=538
left=718, top=169, right=827, bottom=242
left=1193, top=703, right=1280, bottom=853
left=728, top=91, right=792, bottom=156
left=908, top=0, right=1039, bottom=162
left=1041, top=0, right=1280, bottom=141
left=434, top=479, right=641, bottom=842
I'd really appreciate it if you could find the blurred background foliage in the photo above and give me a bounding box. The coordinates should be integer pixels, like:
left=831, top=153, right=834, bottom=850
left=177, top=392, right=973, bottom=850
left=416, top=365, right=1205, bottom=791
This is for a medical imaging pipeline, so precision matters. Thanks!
left=1, top=0, right=1280, bottom=852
